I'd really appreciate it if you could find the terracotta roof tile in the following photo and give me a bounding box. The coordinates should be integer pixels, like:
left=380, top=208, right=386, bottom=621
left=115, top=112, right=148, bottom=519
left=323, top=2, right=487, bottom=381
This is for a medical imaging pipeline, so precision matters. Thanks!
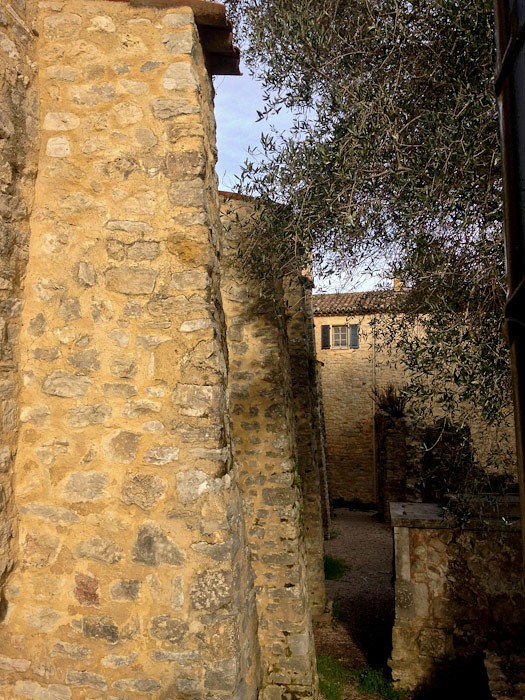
left=312, top=291, right=398, bottom=316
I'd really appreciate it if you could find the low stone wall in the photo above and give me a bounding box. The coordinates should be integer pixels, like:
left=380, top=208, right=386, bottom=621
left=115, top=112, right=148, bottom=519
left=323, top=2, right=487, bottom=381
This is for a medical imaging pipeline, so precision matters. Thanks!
left=390, top=502, right=524, bottom=693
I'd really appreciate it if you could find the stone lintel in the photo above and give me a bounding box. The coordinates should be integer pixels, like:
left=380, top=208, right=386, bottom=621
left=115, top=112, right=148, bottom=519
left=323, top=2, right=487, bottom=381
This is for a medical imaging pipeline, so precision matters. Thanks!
left=390, top=499, right=521, bottom=531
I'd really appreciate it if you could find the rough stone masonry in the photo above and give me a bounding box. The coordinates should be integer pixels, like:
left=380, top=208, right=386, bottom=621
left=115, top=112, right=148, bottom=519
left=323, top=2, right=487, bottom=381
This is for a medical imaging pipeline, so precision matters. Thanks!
left=0, top=1, right=327, bottom=698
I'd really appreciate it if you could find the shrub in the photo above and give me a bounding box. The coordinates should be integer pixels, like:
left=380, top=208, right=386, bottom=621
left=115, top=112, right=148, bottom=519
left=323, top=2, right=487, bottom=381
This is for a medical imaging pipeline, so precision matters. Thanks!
left=373, top=384, right=408, bottom=418
left=323, top=554, right=349, bottom=580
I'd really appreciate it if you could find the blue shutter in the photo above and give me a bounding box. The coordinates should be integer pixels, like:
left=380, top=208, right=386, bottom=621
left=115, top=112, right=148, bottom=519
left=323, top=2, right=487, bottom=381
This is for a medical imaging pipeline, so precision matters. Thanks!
left=321, top=325, right=331, bottom=349
left=349, top=324, right=359, bottom=348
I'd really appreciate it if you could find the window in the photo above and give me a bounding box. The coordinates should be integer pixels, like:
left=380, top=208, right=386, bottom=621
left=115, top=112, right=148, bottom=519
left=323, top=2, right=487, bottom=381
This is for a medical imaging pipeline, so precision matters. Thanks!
left=320, top=323, right=359, bottom=349
left=332, top=325, right=348, bottom=348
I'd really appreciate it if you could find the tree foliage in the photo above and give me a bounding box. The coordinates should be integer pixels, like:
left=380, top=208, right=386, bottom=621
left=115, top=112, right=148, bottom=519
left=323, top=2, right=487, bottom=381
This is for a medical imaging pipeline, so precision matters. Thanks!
left=224, top=0, right=514, bottom=469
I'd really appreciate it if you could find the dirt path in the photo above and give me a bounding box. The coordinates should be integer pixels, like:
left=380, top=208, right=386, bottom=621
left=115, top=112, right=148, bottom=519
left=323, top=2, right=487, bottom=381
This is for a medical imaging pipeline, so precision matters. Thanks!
left=314, top=508, right=396, bottom=698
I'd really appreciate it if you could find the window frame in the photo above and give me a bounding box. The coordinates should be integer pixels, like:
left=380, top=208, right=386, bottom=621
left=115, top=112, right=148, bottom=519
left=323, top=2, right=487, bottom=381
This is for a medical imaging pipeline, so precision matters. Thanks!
left=319, top=322, right=360, bottom=350
left=332, top=324, right=349, bottom=349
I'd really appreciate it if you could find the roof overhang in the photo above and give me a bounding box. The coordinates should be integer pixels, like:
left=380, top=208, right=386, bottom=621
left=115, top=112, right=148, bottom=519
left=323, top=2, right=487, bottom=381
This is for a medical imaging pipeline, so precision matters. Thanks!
left=114, top=0, right=241, bottom=75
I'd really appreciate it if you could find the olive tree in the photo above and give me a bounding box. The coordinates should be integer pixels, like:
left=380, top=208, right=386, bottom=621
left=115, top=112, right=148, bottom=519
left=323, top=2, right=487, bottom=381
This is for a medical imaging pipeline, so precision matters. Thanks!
left=223, top=0, right=515, bottom=484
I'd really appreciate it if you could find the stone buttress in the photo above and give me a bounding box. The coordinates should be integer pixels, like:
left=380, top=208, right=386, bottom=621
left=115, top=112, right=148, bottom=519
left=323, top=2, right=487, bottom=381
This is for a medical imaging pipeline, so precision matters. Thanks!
left=221, top=196, right=321, bottom=700
left=283, top=278, right=329, bottom=619
left=0, top=2, right=260, bottom=697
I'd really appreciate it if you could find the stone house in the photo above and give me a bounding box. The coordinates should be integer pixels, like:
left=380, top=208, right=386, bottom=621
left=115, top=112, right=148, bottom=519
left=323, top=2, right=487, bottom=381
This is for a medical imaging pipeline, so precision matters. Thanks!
left=313, top=291, right=407, bottom=506
left=0, top=1, right=328, bottom=698
left=313, top=290, right=516, bottom=508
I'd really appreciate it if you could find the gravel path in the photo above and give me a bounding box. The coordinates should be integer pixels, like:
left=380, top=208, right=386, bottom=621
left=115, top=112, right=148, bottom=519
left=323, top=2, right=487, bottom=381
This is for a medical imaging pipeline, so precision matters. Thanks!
left=314, top=508, right=395, bottom=697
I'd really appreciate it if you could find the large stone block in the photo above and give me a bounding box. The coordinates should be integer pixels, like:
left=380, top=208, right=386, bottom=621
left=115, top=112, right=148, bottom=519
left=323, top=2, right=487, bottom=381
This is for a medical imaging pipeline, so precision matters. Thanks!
left=113, top=678, right=162, bottom=692
left=43, top=111, right=81, bottom=130
left=162, top=31, right=194, bottom=55
left=81, top=616, right=119, bottom=644
left=190, top=570, right=232, bottom=611
left=76, top=537, right=123, bottom=564
left=105, top=267, right=158, bottom=295
left=107, top=431, right=141, bottom=463
left=14, top=681, right=72, bottom=700
left=51, top=642, right=90, bottom=659
left=67, top=403, right=111, bottom=427
left=205, top=658, right=239, bottom=692
left=173, top=383, right=221, bottom=417
left=62, top=472, right=108, bottom=502
left=121, top=473, right=167, bottom=510
left=110, top=579, right=141, bottom=601
left=150, top=615, right=188, bottom=644
left=150, top=97, right=199, bottom=119
left=142, top=445, right=179, bottom=465
left=43, top=13, right=81, bottom=38
left=42, top=371, right=91, bottom=397
left=65, top=671, right=107, bottom=690
left=132, top=523, right=185, bottom=566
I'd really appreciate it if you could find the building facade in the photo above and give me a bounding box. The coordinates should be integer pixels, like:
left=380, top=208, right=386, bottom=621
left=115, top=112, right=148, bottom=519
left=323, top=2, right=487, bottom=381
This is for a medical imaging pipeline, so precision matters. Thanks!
left=313, top=292, right=407, bottom=505
left=314, top=291, right=516, bottom=508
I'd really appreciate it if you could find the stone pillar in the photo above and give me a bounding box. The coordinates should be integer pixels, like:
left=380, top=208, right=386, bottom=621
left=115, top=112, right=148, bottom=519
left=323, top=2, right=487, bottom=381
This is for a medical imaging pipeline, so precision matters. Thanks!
left=0, top=0, right=37, bottom=611
left=0, top=3, right=259, bottom=697
left=375, top=413, right=408, bottom=522
left=284, top=278, right=328, bottom=618
left=221, top=198, right=319, bottom=699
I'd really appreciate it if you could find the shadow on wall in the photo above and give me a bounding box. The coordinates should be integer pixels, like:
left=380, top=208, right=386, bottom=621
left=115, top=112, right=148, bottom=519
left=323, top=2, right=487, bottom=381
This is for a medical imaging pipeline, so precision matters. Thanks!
left=411, top=657, right=492, bottom=700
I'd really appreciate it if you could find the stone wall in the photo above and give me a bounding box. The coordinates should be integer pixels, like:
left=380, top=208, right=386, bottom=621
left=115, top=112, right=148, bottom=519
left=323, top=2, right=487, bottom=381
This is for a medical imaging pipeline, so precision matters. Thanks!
left=390, top=502, right=525, bottom=693
left=0, top=2, right=261, bottom=697
left=0, top=3, right=328, bottom=697
left=315, top=308, right=515, bottom=507
left=284, top=278, right=330, bottom=616
left=221, top=195, right=322, bottom=698
left=375, top=413, right=516, bottom=522
left=0, top=0, right=37, bottom=614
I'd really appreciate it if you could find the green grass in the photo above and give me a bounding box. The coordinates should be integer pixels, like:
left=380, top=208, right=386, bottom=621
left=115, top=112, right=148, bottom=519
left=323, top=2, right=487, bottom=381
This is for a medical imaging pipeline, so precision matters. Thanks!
left=317, top=657, right=411, bottom=700
left=353, top=668, right=411, bottom=700
left=331, top=599, right=343, bottom=621
left=323, top=554, right=349, bottom=580
left=317, top=656, right=353, bottom=700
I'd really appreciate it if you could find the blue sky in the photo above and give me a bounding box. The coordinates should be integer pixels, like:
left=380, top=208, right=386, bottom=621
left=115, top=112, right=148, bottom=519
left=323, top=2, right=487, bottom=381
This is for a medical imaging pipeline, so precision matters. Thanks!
left=213, top=67, right=381, bottom=292
left=214, top=65, right=293, bottom=191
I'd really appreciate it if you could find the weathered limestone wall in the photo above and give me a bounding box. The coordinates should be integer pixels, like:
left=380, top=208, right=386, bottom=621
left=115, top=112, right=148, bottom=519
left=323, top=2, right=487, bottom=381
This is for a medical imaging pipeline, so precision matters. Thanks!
left=221, top=199, right=320, bottom=699
left=390, top=503, right=525, bottom=693
left=284, top=279, right=329, bottom=618
left=0, top=0, right=37, bottom=609
left=0, top=3, right=260, bottom=697
left=314, top=308, right=514, bottom=506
